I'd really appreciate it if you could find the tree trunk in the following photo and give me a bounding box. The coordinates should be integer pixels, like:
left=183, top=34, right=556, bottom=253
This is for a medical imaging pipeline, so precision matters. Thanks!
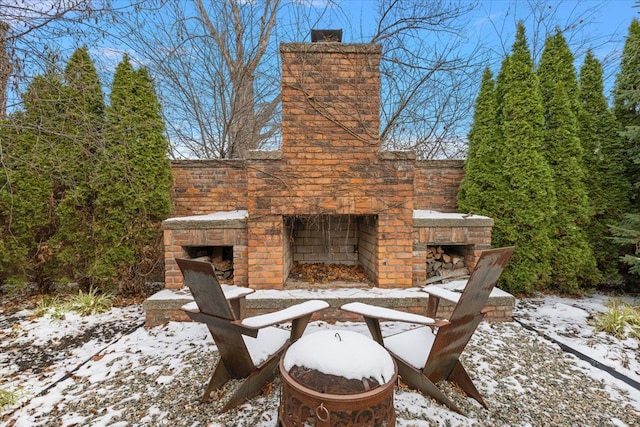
left=229, top=72, right=257, bottom=158
left=0, top=21, right=11, bottom=117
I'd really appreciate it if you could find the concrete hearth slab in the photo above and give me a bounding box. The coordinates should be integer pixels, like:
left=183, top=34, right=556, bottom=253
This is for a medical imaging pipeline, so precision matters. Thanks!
left=143, top=285, right=515, bottom=327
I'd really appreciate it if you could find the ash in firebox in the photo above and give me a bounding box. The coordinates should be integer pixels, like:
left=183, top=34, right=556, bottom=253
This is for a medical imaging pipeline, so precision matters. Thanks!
left=288, top=262, right=371, bottom=284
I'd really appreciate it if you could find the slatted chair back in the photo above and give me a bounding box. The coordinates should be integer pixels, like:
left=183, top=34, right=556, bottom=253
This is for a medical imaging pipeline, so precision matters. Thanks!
left=176, top=258, right=255, bottom=378
left=424, top=247, right=514, bottom=383
left=176, top=258, right=237, bottom=320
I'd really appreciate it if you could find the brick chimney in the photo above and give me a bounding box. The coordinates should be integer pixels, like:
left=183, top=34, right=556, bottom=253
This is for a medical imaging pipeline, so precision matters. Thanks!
left=245, top=33, right=414, bottom=290
left=280, top=38, right=382, bottom=160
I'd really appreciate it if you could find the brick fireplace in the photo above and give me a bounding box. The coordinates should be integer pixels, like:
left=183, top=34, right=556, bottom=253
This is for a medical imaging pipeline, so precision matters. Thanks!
left=161, top=38, right=494, bottom=294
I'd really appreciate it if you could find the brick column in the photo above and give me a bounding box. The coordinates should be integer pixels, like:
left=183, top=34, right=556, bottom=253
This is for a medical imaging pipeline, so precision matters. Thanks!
left=247, top=215, right=285, bottom=289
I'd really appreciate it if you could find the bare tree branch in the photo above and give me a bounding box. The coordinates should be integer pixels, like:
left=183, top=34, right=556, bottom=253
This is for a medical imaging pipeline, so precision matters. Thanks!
left=0, top=0, right=134, bottom=116
left=109, top=0, right=288, bottom=159
left=369, top=0, right=484, bottom=158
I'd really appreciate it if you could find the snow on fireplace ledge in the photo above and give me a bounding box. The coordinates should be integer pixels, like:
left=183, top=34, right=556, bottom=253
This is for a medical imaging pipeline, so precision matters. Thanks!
left=413, top=210, right=494, bottom=227
left=162, top=210, right=249, bottom=230
left=162, top=209, right=493, bottom=230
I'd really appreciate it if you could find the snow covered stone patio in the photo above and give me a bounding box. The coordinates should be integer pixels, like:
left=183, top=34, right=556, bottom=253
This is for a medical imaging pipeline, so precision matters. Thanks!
left=2, top=293, right=639, bottom=426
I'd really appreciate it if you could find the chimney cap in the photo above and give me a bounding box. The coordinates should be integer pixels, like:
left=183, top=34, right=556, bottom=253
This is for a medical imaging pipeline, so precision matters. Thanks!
left=311, top=29, right=342, bottom=43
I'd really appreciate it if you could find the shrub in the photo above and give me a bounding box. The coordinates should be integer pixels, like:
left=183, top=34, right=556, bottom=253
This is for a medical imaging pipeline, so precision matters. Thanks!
left=594, top=299, right=640, bottom=339
left=67, top=287, right=114, bottom=316
left=0, top=388, right=17, bottom=408
left=33, top=288, right=114, bottom=318
left=34, top=295, right=66, bottom=320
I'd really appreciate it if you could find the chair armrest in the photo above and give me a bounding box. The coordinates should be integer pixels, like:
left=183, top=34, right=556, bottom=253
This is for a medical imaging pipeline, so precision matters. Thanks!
left=422, top=285, right=462, bottom=304
left=341, top=302, right=448, bottom=327
left=181, top=301, right=199, bottom=313
left=233, top=300, right=330, bottom=329
left=221, top=284, right=254, bottom=300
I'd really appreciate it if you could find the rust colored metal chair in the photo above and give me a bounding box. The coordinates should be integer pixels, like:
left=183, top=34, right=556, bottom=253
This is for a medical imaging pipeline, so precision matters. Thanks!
left=176, top=258, right=329, bottom=412
left=341, top=247, right=514, bottom=415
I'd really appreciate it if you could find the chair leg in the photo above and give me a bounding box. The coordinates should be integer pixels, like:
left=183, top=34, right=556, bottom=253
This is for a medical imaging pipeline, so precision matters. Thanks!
left=395, top=358, right=465, bottom=416
left=363, top=316, right=384, bottom=346
left=220, top=354, right=282, bottom=412
left=290, top=314, right=312, bottom=341
left=426, top=297, right=440, bottom=319
left=448, top=360, right=487, bottom=409
left=202, top=360, right=232, bottom=403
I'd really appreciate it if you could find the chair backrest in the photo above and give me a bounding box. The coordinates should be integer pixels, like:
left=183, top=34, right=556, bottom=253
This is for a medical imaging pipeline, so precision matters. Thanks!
left=176, top=258, right=257, bottom=375
left=176, top=258, right=237, bottom=320
left=423, top=247, right=514, bottom=382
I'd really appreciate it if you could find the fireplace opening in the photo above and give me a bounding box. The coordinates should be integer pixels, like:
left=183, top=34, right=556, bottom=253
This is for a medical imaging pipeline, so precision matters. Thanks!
left=426, top=244, right=472, bottom=284
left=183, top=245, right=234, bottom=284
left=284, top=215, right=377, bottom=286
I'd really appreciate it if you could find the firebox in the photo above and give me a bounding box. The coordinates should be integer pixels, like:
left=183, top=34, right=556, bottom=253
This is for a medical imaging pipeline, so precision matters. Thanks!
left=425, top=244, right=473, bottom=283
left=283, top=215, right=377, bottom=284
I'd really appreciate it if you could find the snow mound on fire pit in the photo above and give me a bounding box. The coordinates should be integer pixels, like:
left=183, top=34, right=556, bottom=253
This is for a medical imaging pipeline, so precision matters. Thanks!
left=283, top=330, right=395, bottom=385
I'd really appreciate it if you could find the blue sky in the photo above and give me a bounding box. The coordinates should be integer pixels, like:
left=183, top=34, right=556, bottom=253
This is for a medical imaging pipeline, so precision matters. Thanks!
left=300, top=0, right=638, bottom=94
left=321, top=1, right=638, bottom=50
left=35, top=0, right=636, bottom=147
left=87, top=1, right=638, bottom=95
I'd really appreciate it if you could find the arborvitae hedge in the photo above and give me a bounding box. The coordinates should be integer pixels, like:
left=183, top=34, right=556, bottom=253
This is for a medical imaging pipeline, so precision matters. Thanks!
left=538, top=30, right=599, bottom=292
left=458, top=68, right=506, bottom=217
left=579, top=50, right=630, bottom=281
left=612, top=18, right=640, bottom=288
left=614, top=18, right=640, bottom=204
left=0, top=73, right=68, bottom=291
left=461, top=21, right=640, bottom=293
left=92, top=56, right=172, bottom=292
left=0, top=49, right=172, bottom=293
left=51, top=47, right=106, bottom=288
left=463, top=23, right=556, bottom=295
left=0, top=112, right=55, bottom=289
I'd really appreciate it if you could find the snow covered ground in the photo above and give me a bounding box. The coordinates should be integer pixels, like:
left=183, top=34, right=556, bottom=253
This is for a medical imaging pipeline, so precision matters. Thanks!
left=515, top=293, right=640, bottom=390
left=1, top=292, right=639, bottom=426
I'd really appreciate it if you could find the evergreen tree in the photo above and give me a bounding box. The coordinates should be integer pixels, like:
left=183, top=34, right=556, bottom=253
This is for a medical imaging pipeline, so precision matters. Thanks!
left=538, top=30, right=580, bottom=106
left=538, top=30, right=598, bottom=293
left=93, top=56, right=172, bottom=292
left=579, top=50, right=631, bottom=281
left=492, top=23, right=556, bottom=294
left=612, top=18, right=640, bottom=286
left=50, top=47, right=105, bottom=287
left=0, top=50, right=172, bottom=293
left=609, top=214, right=640, bottom=276
left=64, top=46, right=105, bottom=139
left=458, top=68, right=506, bottom=217
left=0, top=72, right=66, bottom=291
left=614, top=18, right=640, bottom=202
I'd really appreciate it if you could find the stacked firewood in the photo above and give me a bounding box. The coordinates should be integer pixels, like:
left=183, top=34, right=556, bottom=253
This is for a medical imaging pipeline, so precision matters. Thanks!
left=426, top=246, right=469, bottom=284
left=192, top=255, right=233, bottom=283
left=212, top=258, right=233, bottom=281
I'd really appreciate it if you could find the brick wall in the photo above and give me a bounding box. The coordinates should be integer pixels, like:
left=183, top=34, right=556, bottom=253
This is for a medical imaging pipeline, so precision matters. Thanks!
left=280, top=43, right=382, bottom=157
left=169, top=159, right=464, bottom=218
left=290, top=216, right=359, bottom=265
left=163, top=42, right=475, bottom=292
left=414, top=160, right=464, bottom=211
left=170, top=160, right=247, bottom=217
left=163, top=222, right=248, bottom=289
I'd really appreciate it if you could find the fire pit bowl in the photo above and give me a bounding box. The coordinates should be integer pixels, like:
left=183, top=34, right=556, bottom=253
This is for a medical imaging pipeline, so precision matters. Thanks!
left=278, top=330, right=397, bottom=427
